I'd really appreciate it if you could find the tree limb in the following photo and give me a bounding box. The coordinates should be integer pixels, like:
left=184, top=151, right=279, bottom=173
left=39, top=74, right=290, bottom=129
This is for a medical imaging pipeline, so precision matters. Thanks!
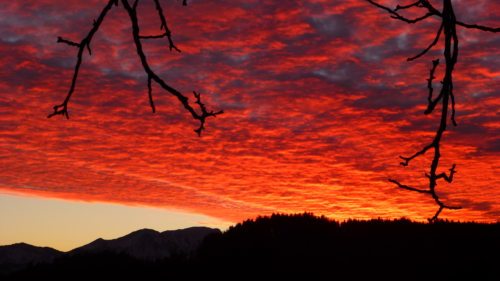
left=399, top=143, right=433, bottom=167
left=407, top=23, right=443, bottom=62
left=389, top=179, right=430, bottom=194
left=57, top=36, right=80, bottom=47
left=121, top=0, right=222, bottom=135
left=49, top=0, right=221, bottom=135
left=152, top=0, right=181, bottom=52
left=48, top=0, right=118, bottom=119
left=395, top=1, right=422, bottom=11
left=368, top=0, right=494, bottom=221
left=455, top=21, right=500, bottom=33
left=367, top=0, right=500, bottom=32
left=435, top=164, right=456, bottom=183
left=366, top=0, right=435, bottom=24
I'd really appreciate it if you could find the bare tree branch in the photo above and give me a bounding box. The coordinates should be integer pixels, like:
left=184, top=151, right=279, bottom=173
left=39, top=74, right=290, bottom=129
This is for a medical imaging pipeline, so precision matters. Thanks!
left=57, top=36, right=80, bottom=47
left=389, top=179, right=430, bottom=194
left=49, top=0, right=221, bottom=135
left=455, top=21, right=500, bottom=32
left=48, top=0, right=118, bottom=119
left=121, top=0, right=222, bottom=135
left=429, top=206, right=444, bottom=222
left=420, top=0, right=500, bottom=32
left=367, top=0, right=500, bottom=31
left=435, top=164, right=456, bottom=183
left=139, top=33, right=169, bottom=39
left=366, top=0, right=433, bottom=24
left=407, top=24, right=443, bottom=62
left=395, top=1, right=421, bottom=11
left=192, top=91, right=224, bottom=136
left=152, top=0, right=181, bottom=52
left=368, top=0, right=498, bottom=221
left=398, top=142, right=433, bottom=167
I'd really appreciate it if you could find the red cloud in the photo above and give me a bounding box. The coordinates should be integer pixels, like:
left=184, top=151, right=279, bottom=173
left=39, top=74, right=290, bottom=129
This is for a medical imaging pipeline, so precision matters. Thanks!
left=0, top=0, right=498, bottom=222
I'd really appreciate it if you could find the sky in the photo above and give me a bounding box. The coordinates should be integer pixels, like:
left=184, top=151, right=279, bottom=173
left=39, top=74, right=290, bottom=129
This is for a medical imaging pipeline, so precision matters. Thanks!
left=0, top=0, right=499, bottom=249
left=0, top=192, right=230, bottom=251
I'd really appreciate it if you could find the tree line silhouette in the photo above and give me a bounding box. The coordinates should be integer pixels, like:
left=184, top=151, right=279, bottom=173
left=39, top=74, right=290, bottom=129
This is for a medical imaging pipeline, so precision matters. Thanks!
left=5, top=213, right=499, bottom=280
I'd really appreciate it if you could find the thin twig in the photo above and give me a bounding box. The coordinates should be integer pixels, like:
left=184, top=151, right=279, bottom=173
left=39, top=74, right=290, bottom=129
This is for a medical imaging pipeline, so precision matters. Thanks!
left=407, top=23, right=443, bottom=61
left=455, top=21, right=499, bottom=32
left=389, top=179, right=430, bottom=194
left=152, top=0, right=181, bottom=52
left=366, top=0, right=434, bottom=24
left=395, top=1, right=422, bottom=11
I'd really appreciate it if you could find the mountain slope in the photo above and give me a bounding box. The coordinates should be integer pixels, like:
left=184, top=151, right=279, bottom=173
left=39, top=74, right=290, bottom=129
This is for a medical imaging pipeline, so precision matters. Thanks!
left=0, top=243, right=62, bottom=273
left=0, top=226, right=220, bottom=275
left=69, top=227, right=220, bottom=260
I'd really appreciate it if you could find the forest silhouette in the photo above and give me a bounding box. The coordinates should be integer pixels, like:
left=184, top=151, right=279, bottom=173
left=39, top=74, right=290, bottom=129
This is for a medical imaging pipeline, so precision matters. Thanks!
left=4, top=213, right=499, bottom=280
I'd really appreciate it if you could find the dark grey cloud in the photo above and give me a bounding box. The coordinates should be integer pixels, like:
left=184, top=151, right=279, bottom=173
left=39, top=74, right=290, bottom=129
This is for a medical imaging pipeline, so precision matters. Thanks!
left=307, top=14, right=352, bottom=40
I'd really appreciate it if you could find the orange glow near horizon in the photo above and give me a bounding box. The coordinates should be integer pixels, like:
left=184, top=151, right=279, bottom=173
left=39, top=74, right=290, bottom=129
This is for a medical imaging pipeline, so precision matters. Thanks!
left=0, top=192, right=231, bottom=251
left=0, top=0, right=499, bottom=238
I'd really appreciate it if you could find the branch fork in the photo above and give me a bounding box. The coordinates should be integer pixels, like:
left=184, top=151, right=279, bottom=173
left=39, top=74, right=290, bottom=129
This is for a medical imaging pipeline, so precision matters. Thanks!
left=48, top=0, right=220, bottom=135
left=367, top=0, right=498, bottom=221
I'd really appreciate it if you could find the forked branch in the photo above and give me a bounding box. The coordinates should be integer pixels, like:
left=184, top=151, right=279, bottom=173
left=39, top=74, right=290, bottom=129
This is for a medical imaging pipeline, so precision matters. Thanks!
left=367, top=0, right=498, bottom=221
left=121, top=0, right=222, bottom=136
left=367, top=0, right=500, bottom=31
left=151, top=0, right=181, bottom=52
left=48, top=0, right=221, bottom=135
left=48, top=0, right=118, bottom=119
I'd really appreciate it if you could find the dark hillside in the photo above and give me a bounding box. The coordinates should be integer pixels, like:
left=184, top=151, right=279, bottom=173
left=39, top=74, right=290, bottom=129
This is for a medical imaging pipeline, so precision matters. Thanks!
left=198, top=213, right=499, bottom=280
left=5, top=213, right=499, bottom=280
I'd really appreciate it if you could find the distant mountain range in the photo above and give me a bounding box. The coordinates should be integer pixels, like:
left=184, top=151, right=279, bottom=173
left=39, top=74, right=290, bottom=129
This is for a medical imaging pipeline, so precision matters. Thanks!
left=0, top=227, right=219, bottom=273
left=0, top=243, right=61, bottom=274
left=2, top=214, right=499, bottom=280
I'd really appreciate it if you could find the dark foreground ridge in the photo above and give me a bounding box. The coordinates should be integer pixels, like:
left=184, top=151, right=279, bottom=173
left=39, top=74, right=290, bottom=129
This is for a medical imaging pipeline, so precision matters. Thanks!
left=2, top=213, right=499, bottom=280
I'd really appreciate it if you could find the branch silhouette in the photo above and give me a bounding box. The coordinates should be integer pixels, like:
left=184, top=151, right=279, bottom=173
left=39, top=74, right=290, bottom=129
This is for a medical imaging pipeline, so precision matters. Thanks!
left=48, top=0, right=222, bottom=136
left=367, top=0, right=499, bottom=221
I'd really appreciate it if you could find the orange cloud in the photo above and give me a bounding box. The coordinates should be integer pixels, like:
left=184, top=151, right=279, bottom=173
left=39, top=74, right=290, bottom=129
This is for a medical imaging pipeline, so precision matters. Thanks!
left=0, top=0, right=498, bottom=223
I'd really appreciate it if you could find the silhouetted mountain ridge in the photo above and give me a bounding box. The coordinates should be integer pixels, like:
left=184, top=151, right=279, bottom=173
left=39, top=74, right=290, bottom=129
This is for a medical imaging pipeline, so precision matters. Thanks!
left=69, top=227, right=220, bottom=260
left=0, top=226, right=219, bottom=276
left=0, top=243, right=62, bottom=274
left=3, top=214, right=499, bottom=280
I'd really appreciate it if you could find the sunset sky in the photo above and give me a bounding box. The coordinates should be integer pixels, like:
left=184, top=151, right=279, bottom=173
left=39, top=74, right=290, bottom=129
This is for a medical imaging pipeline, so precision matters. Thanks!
left=0, top=0, right=499, bottom=250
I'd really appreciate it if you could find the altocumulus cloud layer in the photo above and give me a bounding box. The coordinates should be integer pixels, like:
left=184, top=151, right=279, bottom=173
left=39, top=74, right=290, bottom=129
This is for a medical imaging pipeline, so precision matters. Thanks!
left=0, top=0, right=498, bottom=221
